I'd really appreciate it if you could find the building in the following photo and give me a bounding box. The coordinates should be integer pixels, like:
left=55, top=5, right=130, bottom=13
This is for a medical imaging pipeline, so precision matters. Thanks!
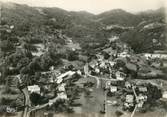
left=125, top=82, right=131, bottom=89
left=126, top=95, right=134, bottom=103
left=162, top=91, right=167, bottom=99
left=109, top=61, right=116, bottom=67
left=110, top=86, right=117, bottom=93
left=28, top=85, right=40, bottom=94
left=136, top=94, right=147, bottom=108
left=57, top=83, right=66, bottom=92
left=124, top=94, right=135, bottom=110
left=55, top=71, right=76, bottom=84
left=115, top=71, right=126, bottom=81
left=118, top=52, right=130, bottom=58
left=138, top=86, right=147, bottom=92
left=89, top=60, right=98, bottom=69
left=57, top=92, right=68, bottom=100
left=144, top=53, right=167, bottom=60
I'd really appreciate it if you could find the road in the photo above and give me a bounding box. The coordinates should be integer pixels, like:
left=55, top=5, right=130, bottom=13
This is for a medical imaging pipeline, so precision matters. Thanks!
left=84, top=63, right=122, bottom=115
left=21, top=88, right=31, bottom=117
left=16, top=76, right=31, bottom=117
left=84, top=64, right=100, bottom=88
left=84, top=64, right=120, bottom=88
left=87, top=74, right=100, bottom=88
left=19, top=71, right=76, bottom=117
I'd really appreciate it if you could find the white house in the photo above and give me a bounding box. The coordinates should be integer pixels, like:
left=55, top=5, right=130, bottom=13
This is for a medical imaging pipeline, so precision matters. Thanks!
left=108, top=36, right=119, bottom=42
left=144, top=53, right=167, bottom=59
left=109, top=61, right=116, bottom=67
left=56, top=71, right=76, bottom=84
left=56, top=77, right=63, bottom=84
left=138, top=87, right=147, bottom=92
left=58, top=83, right=66, bottom=92
left=126, top=95, right=134, bottom=103
left=162, top=91, right=167, bottom=99
left=57, top=92, right=68, bottom=100
left=110, top=86, right=117, bottom=93
left=118, top=52, right=130, bottom=58
left=28, top=85, right=40, bottom=94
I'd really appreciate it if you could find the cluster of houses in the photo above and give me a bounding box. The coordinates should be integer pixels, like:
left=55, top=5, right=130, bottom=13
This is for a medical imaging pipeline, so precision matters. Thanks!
left=143, top=53, right=167, bottom=60
left=88, top=53, right=127, bottom=81
left=27, top=66, right=80, bottom=106
left=123, top=83, right=148, bottom=111
left=85, top=37, right=166, bottom=113
left=0, top=24, right=14, bottom=33
left=139, top=51, right=167, bottom=69
left=106, top=79, right=162, bottom=112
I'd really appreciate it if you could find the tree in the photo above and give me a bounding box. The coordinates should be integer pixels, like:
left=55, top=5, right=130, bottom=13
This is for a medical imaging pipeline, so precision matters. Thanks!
left=28, top=57, right=41, bottom=74
left=30, top=93, right=42, bottom=106
left=120, top=29, right=147, bottom=53
left=0, top=40, right=15, bottom=56
left=16, top=57, right=30, bottom=70
left=66, top=50, right=79, bottom=61
left=40, top=53, right=54, bottom=70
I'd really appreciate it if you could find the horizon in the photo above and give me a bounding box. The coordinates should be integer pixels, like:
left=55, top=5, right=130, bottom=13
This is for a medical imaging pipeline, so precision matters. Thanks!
left=0, top=0, right=166, bottom=14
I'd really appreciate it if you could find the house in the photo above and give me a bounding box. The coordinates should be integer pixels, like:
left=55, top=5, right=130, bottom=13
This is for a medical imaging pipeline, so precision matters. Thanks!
left=40, top=72, right=55, bottom=84
left=28, top=85, right=40, bottom=94
left=115, top=71, right=126, bottom=81
left=66, top=42, right=81, bottom=51
left=125, top=82, right=131, bottom=89
left=53, top=70, right=61, bottom=77
left=108, top=36, right=119, bottom=42
left=55, top=71, right=76, bottom=84
left=162, top=91, right=167, bottom=99
left=126, top=95, right=134, bottom=103
left=56, top=77, right=63, bottom=84
left=138, top=86, right=147, bottom=92
left=58, top=83, right=66, bottom=92
left=144, top=53, right=167, bottom=60
left=99, top=61, right=106, bottom=68
left=10, top=25, right=14, bottom=29
left=109, top=61, right=116, bottom=67
left=137, top=100, right=144, bottom=108
left=110, top=86, right=117, bottom=93
left=95, top=68, right=100, bottom=74
left=105, top=81, right=111, bottom=89
left=9, top=67, right=15, bottom=70
left=89, top=60, right=98, bottom=69
left=49, top=66, right=55, bottom=71
left=48, top=100, right=54, bottom=106
left=124, top=94, right=135, bottom=109
left=136, top=94, right=147, bottom=108
left=57, top=92, right=68, bottom=100
left=76, top=70, right=82, bottom=75
left=118, top=52, right=130, bottom=58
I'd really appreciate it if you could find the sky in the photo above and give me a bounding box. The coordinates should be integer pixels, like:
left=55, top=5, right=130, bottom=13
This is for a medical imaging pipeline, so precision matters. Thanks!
left=0, top=0, right=166, bottom=14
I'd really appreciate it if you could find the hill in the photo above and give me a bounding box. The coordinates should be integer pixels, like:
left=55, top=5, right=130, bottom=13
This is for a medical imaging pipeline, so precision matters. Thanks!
left=96, top=9, right=141, bottom=26
left=0, top=2, right=166, bottom=53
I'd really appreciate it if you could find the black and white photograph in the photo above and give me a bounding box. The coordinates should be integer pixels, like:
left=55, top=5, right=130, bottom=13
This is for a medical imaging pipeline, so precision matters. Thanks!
left=0, top=0, right=167, bottom=117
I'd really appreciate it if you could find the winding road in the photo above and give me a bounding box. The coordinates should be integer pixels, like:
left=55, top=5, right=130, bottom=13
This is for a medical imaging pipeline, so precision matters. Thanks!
left=20, top=88, right=31, bottom=117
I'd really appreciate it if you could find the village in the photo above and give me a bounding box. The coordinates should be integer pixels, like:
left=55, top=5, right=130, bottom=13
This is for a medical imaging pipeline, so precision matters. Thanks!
left=83, top=37, right=167, bottom=115
left=0, top=1, right=167, bottom=117
left=0, top=34, right=167, bottom=117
